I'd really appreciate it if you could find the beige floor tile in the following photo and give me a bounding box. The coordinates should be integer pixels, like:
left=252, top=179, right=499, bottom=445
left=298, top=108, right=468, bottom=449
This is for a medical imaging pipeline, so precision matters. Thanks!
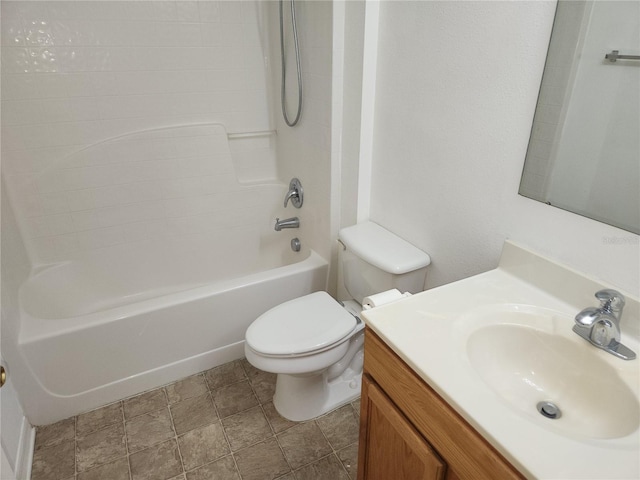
left=211, top=380, right=258, bottom=418
left=178, top=422, right=229, bottom=471
left=30, top=358, right=361, bottom=480
left=241, top=360, right=277, bottom=404
left=294, top=454, right=350, bottom=480
left=316, top=405, right=360, bottom=451
left=262, top=402, right=297, bottom=434
left=277, top=422, right=332, bottom=470
left=165, top=374, right=208, bottom=404
left=351, top=398, right=361, bottom=416
left=185, top=455, right=240, bottom=480
left=129, top=439, right=182, bottom=480
left=76, top=402, right=123, bottom=437
left=336, top=443, right=359, bottom=480
left=123, top=388, right=168, bottom=419
left=221, top=406, right=272, bottom=451
left=204, top=360, right=246, bottom=390
left=247, top=370, right=277, bottom=405
left=234, top=438, right=290, bottom=480
left=31, top=439, right=75, bottom=480
left=77, top=456, right=130, bottom=480
left=125, top=407, right=175, bottom=453
left=240, top=358, right=260, bottom=377
left=76, top=422, right=127, bottom=472
left=170, top=392, right=218, bottom=435
left=35, top=417, right=75, bottom=451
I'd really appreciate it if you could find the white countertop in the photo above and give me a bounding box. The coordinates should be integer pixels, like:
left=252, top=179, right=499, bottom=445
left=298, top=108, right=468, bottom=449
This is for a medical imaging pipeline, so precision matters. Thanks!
left=361, top=241, right=640, bottom=480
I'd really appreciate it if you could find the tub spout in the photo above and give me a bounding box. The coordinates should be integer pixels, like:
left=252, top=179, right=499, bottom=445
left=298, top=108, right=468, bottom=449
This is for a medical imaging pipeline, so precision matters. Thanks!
left=274, top=217, right=300, bottom=231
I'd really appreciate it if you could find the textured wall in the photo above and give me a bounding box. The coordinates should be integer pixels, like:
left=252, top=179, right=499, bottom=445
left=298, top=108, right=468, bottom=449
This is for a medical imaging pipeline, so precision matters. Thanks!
left=370, top=1, right=639, bottom=294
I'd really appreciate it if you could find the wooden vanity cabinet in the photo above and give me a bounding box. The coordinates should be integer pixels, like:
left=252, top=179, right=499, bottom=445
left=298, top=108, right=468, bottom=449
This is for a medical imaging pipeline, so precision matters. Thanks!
left=357, top=328, right=524, bottom=480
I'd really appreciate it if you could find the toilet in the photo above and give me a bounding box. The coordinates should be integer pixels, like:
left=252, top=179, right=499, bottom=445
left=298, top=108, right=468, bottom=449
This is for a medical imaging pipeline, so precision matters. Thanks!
left=244, top=221, right=431, bottom=421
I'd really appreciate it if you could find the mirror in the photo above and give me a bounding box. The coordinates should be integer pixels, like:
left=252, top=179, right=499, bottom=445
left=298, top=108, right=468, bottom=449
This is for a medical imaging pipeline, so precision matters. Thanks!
left=519, top=1, right=639, bottom=235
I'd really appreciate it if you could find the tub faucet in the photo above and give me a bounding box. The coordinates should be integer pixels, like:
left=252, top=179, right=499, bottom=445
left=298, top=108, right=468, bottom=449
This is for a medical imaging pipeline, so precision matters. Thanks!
left=573, top=289, right=636, bottom=360
left=274, top=217, right=300, bottom=231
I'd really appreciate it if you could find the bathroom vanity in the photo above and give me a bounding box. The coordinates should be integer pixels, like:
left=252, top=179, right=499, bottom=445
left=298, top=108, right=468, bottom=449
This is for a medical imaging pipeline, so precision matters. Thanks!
left=357, top=241, right=639, bottom=479
left=357, top=328, right=522, bottom=479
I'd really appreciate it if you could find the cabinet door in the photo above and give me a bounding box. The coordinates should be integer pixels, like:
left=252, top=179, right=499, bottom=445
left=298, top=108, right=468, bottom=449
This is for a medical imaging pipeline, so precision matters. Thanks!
left=358, top=375, right=446, bottom=480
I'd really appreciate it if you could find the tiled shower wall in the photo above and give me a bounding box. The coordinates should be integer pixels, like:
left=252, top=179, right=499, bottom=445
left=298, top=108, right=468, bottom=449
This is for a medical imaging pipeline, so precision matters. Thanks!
left=1, top=1, right=276, bottom=265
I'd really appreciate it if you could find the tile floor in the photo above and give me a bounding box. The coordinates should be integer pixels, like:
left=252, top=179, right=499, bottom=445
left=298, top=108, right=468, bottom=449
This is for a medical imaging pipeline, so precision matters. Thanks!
left=31, top=359, right=360, bottom=480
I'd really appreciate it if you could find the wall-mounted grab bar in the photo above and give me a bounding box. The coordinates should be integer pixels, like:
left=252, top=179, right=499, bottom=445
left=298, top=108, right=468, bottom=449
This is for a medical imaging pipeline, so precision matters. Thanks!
left=605, top=50, right=640, bottom=62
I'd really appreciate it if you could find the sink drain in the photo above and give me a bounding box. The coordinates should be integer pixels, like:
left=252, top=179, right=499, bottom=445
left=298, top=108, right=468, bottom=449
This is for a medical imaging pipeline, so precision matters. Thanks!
left=537, top=401, right=561, bottom=419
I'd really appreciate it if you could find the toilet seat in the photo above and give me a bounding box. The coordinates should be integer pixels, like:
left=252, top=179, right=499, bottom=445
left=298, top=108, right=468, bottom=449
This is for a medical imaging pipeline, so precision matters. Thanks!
left=246, top=291, right=357, bottom=357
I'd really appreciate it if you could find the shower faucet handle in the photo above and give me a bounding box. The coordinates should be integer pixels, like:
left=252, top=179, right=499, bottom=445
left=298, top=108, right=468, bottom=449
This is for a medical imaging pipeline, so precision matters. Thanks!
left=284, top=178, right=303, bottom=208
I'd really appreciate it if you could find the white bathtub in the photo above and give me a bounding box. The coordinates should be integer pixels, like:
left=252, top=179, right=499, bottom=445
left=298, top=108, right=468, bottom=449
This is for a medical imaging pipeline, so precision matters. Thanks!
left=17, top=236, right=328, bottom=425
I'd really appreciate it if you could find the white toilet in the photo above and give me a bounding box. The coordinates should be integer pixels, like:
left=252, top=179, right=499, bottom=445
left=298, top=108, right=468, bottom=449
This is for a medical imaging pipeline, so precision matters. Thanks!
left=244, top=221, right=431, bottom=421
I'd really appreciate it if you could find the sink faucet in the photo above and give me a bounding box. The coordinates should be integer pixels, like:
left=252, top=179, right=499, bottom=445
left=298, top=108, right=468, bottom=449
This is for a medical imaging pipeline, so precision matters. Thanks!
left=573, top=289, right=636, bottom=360
left=274, top=217, right=300, bottom=231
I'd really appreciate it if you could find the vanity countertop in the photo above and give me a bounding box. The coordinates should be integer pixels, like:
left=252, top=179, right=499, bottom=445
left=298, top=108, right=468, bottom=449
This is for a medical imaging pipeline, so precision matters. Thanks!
left=361, top=241, right=639, bottom=480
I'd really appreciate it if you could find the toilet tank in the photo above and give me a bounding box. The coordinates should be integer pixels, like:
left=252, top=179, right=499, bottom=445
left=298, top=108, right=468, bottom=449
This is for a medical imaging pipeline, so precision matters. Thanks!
left=338, top=221, right=431, bottom=304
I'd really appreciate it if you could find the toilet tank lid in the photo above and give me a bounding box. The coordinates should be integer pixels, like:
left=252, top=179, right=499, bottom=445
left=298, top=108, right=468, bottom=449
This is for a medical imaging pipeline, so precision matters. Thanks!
left=338, top=221, right=431, bottom=274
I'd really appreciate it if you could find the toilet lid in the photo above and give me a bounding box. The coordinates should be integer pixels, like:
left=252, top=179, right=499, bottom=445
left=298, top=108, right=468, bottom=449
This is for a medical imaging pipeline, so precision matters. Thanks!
left=246, top=291, right=357, bottom=356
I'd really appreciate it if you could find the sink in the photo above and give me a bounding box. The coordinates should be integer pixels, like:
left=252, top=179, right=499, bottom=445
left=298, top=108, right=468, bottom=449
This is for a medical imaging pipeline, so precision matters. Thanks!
left=362, top=241, right=640, bottom=479
left=464, top=305, right=639, bottom=440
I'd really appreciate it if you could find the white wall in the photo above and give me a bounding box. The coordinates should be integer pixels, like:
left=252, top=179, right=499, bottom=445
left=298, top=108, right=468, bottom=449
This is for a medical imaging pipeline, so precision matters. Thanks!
left=369, top=1, right=639, bottom=296
left=339, top=0, right=365, bottom=231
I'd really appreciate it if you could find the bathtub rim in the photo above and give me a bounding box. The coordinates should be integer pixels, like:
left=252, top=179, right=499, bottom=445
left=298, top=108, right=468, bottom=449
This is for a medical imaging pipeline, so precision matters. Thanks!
left=18, top=249, right=326, bottom=345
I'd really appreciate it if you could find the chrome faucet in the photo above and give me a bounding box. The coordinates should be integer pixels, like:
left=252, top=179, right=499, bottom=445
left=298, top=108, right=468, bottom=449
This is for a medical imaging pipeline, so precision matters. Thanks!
left=573, top=289, right=636, bottom=360
left=284, top=178, right=303, bottom=208
left=274, top=217, right=300, bottom=231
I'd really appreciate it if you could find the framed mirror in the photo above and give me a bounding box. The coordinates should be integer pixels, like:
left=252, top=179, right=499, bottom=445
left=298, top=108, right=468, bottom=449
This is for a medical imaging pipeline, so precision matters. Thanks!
left=519, top=0, right=639, bottom=234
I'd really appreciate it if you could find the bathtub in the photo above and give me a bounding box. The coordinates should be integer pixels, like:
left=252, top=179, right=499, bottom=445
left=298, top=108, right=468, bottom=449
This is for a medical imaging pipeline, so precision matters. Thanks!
left=16, top=237, right=328, bottom=425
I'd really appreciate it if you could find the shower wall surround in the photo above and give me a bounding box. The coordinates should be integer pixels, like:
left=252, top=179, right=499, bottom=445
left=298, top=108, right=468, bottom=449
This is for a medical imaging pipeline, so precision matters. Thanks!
left=265, top=0, right=334, bottom=262
left=1, top=1, right=276, bottom=265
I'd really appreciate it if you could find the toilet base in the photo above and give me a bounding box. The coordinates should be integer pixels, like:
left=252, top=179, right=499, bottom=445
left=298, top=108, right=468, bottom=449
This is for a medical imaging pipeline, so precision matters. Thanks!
left=273, top=365, right=362, bottom=421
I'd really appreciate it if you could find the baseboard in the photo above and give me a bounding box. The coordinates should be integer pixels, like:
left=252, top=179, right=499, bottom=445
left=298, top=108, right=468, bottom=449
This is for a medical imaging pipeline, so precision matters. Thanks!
left=14, top=417, right=34, bottom=480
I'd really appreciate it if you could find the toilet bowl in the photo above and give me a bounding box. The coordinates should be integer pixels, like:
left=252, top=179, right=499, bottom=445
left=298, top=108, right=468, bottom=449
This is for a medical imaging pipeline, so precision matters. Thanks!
left=244, top=221, right=431, bottom=421
left=245, top=291, right=365, bottom=421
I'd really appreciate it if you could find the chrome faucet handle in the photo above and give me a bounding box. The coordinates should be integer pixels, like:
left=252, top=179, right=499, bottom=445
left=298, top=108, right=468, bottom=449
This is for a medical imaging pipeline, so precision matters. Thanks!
left=284, top=190, right=298, bottom=207
left=283, top=178, right=303, bottom=208
left=573, top=289, right=635, bottom=360
left=595, top=289, right=625, bottom=317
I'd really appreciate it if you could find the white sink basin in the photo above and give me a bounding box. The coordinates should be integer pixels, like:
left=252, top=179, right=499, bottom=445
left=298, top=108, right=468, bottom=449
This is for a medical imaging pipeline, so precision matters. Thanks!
left=464, top=306, right=639, bottom=439
left=361, top=241, right=640, bottom=479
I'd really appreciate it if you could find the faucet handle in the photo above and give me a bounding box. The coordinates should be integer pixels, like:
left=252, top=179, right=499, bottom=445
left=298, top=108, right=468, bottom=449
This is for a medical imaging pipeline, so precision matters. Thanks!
left=595, top=289, right=625, bottom=314
left=284, top=178, right=303, bottom=208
